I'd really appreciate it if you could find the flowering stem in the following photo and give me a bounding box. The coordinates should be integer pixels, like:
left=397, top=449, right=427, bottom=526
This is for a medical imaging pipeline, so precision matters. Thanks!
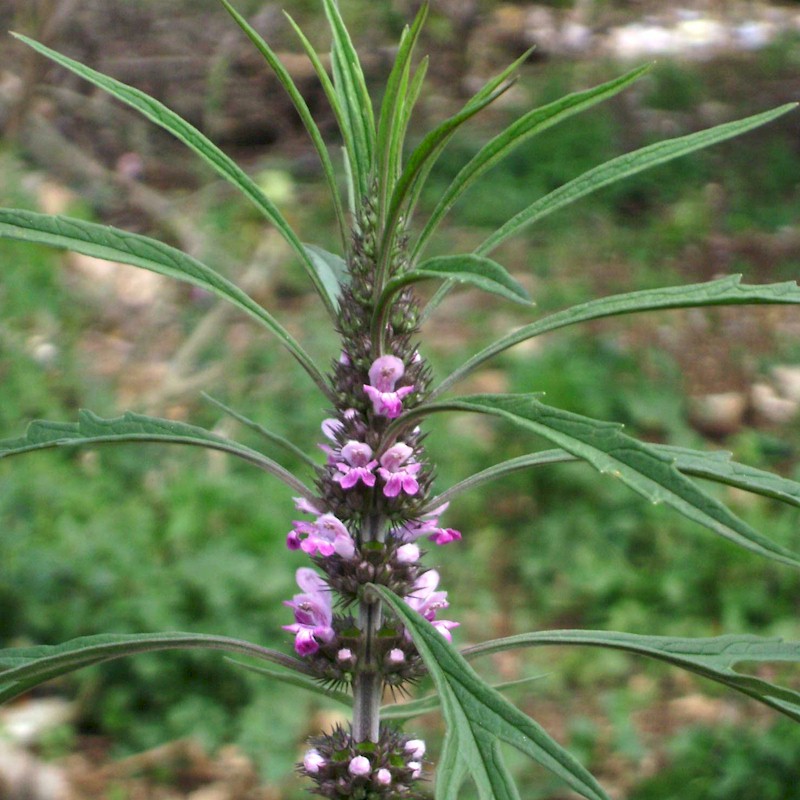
left=352, top=512, right=386, bottom=742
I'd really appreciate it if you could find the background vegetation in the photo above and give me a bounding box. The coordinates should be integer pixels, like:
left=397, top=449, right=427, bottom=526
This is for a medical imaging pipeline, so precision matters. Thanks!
left=1, top=2, right=799, bottom=797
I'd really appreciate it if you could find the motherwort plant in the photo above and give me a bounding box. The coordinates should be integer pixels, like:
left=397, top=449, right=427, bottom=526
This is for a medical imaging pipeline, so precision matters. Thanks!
left=2, top=3, right=800, bottom=798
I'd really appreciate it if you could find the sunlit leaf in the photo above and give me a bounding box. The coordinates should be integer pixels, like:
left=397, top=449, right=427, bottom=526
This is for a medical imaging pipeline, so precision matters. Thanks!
left=373, top=585, right=611, bottom=800
left=0, top=632, right=308, bottom=705
left=0, top=409, right=316, bottom=499
left=434, top=275, right=800, bottom=396
left=12, top=32, right=335, bottom=314
left=476, top=103, right=797, bottom=255
left=411, top=395, right=800, bottom=568
left=464, top=630, right=800, bottom=722
left=0, top=208, right=330, bottom=396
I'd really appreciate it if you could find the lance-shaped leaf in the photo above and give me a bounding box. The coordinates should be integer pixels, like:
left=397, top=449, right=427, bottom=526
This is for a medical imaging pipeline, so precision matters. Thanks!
left=303, top=244, right=349, bottom=311
left=463, top=631, right=800, bottom=722
left=380, top=675, right=547, bottom=722
left=476, top=103, right=797, bottom=256
left=0, top=632, right=309, bottom=705
left=385, top=255, right=532, bottom=306
left=428, top=444, right=800, bottom=513
left=226, top=659, right=352, bottom=707
left=12, top=33, right=335, bottom=315
left=412, top=395, right=800, bottom=568
left=0, top=409, right=315, bottom=500
left=413, top=64, right=652, bottom=260
left=0, top=208, right=331, bottom=397
left=433, top=275, right=800, bottom=396
left=217, top=0, right=347, bottom=245
left=372, top=585, right=610, bottom=800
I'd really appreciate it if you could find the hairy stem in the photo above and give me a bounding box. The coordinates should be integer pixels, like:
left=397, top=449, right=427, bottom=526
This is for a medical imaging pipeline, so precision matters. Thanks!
left=352, top=513, right=385, bottom=742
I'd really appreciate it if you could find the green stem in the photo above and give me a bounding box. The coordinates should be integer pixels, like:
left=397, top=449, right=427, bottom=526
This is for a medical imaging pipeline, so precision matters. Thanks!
left=352, top=513, right=385, bottom=742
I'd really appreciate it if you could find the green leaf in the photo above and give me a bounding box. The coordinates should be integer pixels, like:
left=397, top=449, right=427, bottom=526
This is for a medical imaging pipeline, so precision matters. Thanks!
left=384, top=254, right=531, bottom=306
left=430, top=444, right=800, bottom=513
left=463, top=631, right=800, bottom=722
left=201, top=393, right=317, bottom=469
left=12, top=32, right=335, bottom=315
left=433, top=275, right=800, bottom=396
left=0, top=208, right=331, bottom=397
left=414, top=395, right=800, bottom=568
left=476, top=103, right=798, bottom=255
left=0, top=632, right=308, bottom=705
left=414, top=64, right=651, bottom=259
left=304, top=243, right=349, bottom=310
left=380, top=674, right=547, bottom=722
left=226, top=658, right=353, bottom=706
left=217, top=0, right=348, bottom=245
left=372, top=585, right=611, bottom=800
left=0, top=409, right=316, bottom=499
left=321, top=0, right=375, bottom=198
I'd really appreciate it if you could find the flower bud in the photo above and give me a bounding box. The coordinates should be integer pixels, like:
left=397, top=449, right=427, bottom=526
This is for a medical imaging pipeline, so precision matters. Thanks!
left=348, top=755, right=371, bottom=776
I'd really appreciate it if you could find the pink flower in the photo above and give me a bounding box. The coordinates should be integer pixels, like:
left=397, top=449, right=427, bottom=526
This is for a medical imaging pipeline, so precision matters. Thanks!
left=378, top=443, right=421, bottom=497
left=283, top=568, right=334, bottom=655
left=398, top=502, right=462, bottom=546
left=287, top=514, right=355, bottom=559
left=405, top=739, right=426, bottom=760
left=304, top=748, right=326, bottom=774
left=395, top=543, right=420, bottom=563
left=334, top=440, right=378, bottom=489
left=349, top=756, right=371, bottom=777
left=404, top=570, right=459, bottom=641
left=363, top=355, right=414, bottom=418
left=376, top=768, right=392, bottom=786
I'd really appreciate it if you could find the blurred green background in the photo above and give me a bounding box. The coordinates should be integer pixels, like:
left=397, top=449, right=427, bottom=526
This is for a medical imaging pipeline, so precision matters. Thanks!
left=1, top=1, right=800, bottom=798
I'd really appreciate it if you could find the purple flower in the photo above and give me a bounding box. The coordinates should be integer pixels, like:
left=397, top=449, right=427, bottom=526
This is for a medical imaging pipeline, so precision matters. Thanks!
left=395, top=543, right=420, bottom=563
left=408, top=761, right=423, bottom=779
left=283, top=568, right=335, bottom=655
left=287, top=513, right=355, bottom=559
left=388, top=648, right=405, bottom=664
left=404, top=570, right=459, bottom=641
left=304, top=748, right=326, bottom=774
left=363, top=355, right=414, bottom=418
left=405, top=739, right=426, bottom=760
left=376, top=768, right=392, bottom=786
left=378, top=443, right=421, bottom=497
left=334, top=440, right=378, bottom=489
left=398, top=502, right=462, bottom=546
left=293, top=496, right=323, bottom=515
left=348, top=755, right=371, bottom=776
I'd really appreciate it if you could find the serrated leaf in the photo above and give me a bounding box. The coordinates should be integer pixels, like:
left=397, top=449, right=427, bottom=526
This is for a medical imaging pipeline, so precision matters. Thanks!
left=430, top=444, right=800, bottom=513
left=12, top=32, right=335, bottom=314
left=416, top=395, right=800, bottom=568
left=0, top=632, right=308, bottom=705
left=476, top=103, right=797, bottom=255
left=384, top=254, right=532, bottom=306
left=303, top=243, right=349, bottom=310
left=226, top=658, right=352, bottom=706
left=217, top=0, right=347, bottom=244
left=372, top=585, right=610, bottom=800
left=0, top=208, right=330, bottom=396
left=434, top=275, right=800, bottom=396
left=414, top=64, right=651, bottom=260
left=463, top=631, right=800, bottom=722
left=0, top=409, right=315, bottom=499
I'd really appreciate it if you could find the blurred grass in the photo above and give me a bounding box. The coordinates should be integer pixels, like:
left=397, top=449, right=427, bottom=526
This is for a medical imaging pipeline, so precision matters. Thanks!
left=1, top=25, right=800, bottom=798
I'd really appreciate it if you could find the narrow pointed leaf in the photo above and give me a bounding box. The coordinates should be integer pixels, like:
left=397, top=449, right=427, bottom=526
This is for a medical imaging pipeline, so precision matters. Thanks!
left=416, top=395, right=800, bottom=568
left=217, top=0, right=347, bottom=244
left=226, top=659, right=352, bottom=706
left=0, top=208, right=330, bottom=396
left=430, top=444, right=800, bottom=513
left=321, top=0, right=375, bottom=197
left=12, top=33, right=334, bottom=314
left=415, top=64, right=651, bottom=258
left=0, top=409, right=315, bottom=499
left=476, top=103, right=798, bottom=255
left=201, top=393, right=317, bottom=469
left=384, top=254, right=532, bottom=306
left=434, top=275, right=800, bottom=396
left=463, top=630, right=800, bottom=722
left=304, top=243, right=349, bottom=310
left=372, top=585, right=611, bottom=800
left=380, top=674, right=547, bottom=722
left=0, top=632, right=309, bottom=705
